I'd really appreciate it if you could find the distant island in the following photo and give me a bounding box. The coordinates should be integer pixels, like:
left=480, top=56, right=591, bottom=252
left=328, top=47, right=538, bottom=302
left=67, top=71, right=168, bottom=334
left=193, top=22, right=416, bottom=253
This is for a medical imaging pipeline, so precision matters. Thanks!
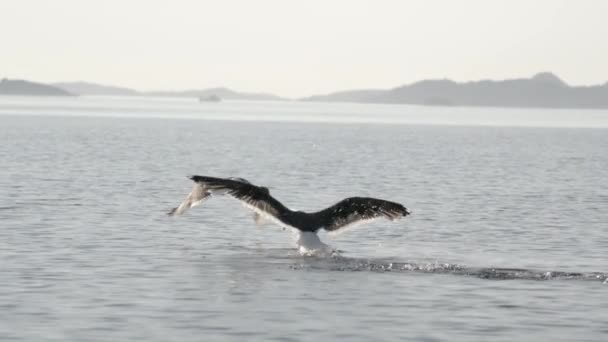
left=3, top=72, right=608, bottom=109
left=0, top=78, right=73, bottom=96
left=302, top=72, right=608, bottom=109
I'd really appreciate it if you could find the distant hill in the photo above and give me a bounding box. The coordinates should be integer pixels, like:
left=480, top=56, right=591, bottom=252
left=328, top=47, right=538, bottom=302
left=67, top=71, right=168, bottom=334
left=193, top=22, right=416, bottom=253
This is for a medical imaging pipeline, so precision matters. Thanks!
left=0, top=78, right=73, bottom=96
left=53, top=81, right=139, bottom=96
left=144, top=87, right=283, bottom=101
left=303, top=72, right=608, bottom=109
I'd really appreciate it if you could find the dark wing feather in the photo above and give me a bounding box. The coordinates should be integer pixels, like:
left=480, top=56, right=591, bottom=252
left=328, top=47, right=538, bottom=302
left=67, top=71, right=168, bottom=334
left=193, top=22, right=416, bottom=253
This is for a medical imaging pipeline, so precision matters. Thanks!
left=189, top=175, right=291, bottom=226
left=317, top=197, right=410, bottom=232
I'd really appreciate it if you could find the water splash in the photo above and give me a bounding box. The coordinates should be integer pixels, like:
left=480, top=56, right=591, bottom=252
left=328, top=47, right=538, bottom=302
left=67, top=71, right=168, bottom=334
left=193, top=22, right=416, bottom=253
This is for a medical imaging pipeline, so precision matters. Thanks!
left=288, top=255, right=608, bottom=283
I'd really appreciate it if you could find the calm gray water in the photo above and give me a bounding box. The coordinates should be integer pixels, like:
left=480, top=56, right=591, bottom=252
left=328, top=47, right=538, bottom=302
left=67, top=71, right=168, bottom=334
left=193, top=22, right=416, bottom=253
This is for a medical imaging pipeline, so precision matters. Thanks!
left=1, top=96, right=607, bottom=341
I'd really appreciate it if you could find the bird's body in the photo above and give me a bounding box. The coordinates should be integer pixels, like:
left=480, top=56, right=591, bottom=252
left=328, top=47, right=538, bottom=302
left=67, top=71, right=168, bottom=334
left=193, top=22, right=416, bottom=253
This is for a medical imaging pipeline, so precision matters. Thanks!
left=169, top=175, right=410, bottom=254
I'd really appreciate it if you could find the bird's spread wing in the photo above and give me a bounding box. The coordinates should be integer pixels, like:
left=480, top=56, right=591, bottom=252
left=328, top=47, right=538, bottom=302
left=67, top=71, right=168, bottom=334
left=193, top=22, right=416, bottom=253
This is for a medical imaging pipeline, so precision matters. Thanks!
left=168, top=182, right=211, bottom=216
left=171, top=175, right=292, bottom=228
left=317, top=197, right=410, bottom=233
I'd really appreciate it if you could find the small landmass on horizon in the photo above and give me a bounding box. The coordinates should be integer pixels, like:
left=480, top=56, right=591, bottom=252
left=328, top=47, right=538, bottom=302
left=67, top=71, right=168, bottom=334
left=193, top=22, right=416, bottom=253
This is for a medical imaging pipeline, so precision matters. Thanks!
left=144, top=87, right=282, bottom=101
left=50, top=82, right=283, bottom=101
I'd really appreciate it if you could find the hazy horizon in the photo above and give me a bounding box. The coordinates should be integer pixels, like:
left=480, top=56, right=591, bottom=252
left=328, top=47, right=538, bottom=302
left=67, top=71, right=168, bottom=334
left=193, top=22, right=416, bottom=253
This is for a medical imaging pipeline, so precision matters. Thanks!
left=2, top=0, right=607, bottom=97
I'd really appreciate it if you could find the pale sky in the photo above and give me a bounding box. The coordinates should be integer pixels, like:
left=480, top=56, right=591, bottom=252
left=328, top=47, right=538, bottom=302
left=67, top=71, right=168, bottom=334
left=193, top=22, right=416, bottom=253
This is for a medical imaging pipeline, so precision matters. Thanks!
left=1, top=0, right=607, bottom=97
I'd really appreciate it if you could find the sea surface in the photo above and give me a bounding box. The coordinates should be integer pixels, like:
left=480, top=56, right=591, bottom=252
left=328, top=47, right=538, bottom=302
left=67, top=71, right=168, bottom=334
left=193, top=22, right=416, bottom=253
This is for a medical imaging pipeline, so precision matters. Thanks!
left=1, top=96, right=607, bottom=341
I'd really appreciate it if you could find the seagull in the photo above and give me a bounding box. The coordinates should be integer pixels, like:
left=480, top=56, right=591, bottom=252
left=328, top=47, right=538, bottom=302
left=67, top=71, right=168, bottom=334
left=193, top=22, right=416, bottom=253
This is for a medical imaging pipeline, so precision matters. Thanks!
left=168, top=175, right=410, bottom=255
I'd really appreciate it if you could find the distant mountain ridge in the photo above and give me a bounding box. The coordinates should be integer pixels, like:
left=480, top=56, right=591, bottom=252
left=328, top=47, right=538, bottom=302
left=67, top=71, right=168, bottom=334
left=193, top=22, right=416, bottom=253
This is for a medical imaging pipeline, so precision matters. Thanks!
left=303, top=72, right=608, bottom=109
left=0, top=78, right=73, bottom=96
left=3, top=73, right=608, bottom=109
